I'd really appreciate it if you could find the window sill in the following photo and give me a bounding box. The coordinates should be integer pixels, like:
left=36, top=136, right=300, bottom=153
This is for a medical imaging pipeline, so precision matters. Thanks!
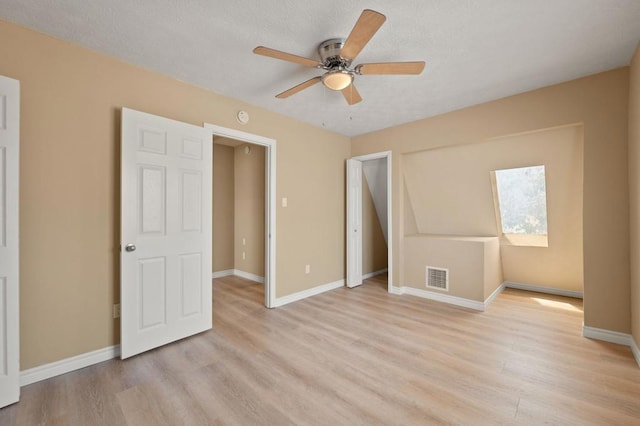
left=499, top=234, right=548, bottom=247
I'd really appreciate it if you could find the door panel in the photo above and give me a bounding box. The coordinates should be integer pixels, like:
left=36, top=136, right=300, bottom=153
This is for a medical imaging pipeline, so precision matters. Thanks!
left=181, top=170, right=202, bottom=231
left=121, top=108, right=212, bottom=359
left=138, top=256, right=167, bottom=330
left=180, top=253, right=202, bottom=317
left=140, top=165, right=166, bottom=235
left=346, top=159, right=363, bottom=288
left=0, top=76, right=19, bottom=408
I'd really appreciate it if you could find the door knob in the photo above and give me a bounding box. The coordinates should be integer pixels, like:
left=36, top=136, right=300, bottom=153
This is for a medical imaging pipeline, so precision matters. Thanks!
left=125, top=244, right=136, bottom=252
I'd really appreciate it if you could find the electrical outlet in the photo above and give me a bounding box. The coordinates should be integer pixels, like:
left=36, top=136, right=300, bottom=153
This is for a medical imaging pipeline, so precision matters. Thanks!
left=242, top=251, right=246, bottom=260
left=242, top=237, right=246, bottom=246
left=282, top=197, right=288, bottom=207
left=305, top=264, right=310, bottom=274
left=113, top=303, right=120, bottom=319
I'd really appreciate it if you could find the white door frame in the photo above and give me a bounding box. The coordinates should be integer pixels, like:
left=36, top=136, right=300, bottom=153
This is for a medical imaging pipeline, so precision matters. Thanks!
left=0, top=75, right=20, bottom=408
left=346, top=159, right=363, bottom=287
left=204, top=123, right=276, bottom=308
left=349, top=151, right=393, bottom=292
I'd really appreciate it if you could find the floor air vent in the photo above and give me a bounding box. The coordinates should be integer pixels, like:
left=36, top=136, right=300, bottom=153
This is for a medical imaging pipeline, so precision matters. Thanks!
left=426, top=266, right=449, bottom=291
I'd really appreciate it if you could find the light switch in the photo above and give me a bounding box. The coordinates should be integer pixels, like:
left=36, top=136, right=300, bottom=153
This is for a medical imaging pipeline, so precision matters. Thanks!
left=282, top=197, right=288, bottom=207
left=242, top=251, right=246, bottom=260
left=242, top=238, right=246, bottom=246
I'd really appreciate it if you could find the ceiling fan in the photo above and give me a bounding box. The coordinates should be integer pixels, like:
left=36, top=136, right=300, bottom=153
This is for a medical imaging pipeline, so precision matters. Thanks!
left=253, top=9, right=425, bottom=105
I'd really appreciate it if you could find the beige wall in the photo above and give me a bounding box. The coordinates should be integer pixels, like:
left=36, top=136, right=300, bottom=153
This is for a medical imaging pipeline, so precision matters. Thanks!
left=234, top=144, right=265, bottom=277
left=0, top=20, right=350, bottom=369
left=362, top=174, right=388, bottom=275
left=404, top=235, right=502, bottom=302
left=2, top=16, right=634, bottom=371
left=213, top=144, right=234, bottom=272
left=353, top=68, right=630, bottom=333
left=403, top=125, right=584, bottom=291
left=277, top=128, right=349, bottom=295
left=630, top=43, right=640, bottom=349
left=484, top=239, right=504, bottom=300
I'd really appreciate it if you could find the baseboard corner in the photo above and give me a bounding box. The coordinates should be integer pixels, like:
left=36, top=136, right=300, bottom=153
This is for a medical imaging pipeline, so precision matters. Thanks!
left=483, top=283, right=506, bottom=308
left=388, top=285, right=404, bottom=295
left=631, top=337, right=640, bottom=368
left=212, top=269, right=234, bottom=279
left=362, top=268, right=389, bottom=280
left=232, top=269, right=265, bottom=284
left=582, top=324, right=632, bottom=347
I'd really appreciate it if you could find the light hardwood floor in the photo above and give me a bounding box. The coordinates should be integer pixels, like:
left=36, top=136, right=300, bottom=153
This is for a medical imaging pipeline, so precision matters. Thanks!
left=2, top=274, right=640, bottom=425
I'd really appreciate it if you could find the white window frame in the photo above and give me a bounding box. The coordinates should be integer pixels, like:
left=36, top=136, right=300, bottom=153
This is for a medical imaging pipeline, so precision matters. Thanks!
left=490, top=165, right=549, bottom=247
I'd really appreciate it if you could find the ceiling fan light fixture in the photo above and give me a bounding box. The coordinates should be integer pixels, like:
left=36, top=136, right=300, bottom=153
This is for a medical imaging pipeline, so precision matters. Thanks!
left=254, top=9, right=423, bottom=105
left=322, top=70, right=353, bottom=91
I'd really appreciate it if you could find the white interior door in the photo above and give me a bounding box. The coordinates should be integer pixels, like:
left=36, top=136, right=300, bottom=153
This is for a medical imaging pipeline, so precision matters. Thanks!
left=0, top=76, right=19, bottom=407
left=346, top=159, right=363, bottom=288
left=121, top=108, right=212, bottom=359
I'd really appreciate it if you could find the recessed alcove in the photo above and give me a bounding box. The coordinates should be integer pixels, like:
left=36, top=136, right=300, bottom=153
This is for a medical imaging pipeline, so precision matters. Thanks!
left=401, top=124, right=584, bottom=303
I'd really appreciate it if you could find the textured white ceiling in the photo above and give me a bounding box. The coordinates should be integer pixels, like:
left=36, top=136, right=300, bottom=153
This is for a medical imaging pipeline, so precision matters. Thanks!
left=1, top=0, right=639, bottom=136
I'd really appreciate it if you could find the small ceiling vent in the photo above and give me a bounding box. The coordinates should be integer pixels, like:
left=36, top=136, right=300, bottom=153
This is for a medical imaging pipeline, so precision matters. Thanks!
left=426, top=266, right=449, bottom=291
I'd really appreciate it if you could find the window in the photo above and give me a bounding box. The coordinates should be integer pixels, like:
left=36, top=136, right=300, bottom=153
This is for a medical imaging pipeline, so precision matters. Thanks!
left=491, top=165, right=548, bottom=247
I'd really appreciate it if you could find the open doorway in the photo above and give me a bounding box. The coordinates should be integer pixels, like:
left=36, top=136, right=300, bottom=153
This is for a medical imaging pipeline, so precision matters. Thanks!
left=206, top=124, right=276, bottom=308
left=346, top=151, right=392, bottom=291
left=212, top=137, right=266, bottom=288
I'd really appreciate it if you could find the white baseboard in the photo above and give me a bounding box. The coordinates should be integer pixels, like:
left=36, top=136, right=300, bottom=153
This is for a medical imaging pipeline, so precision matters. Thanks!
left=394, top=286, right=486, bottom=311
left=274, top=280, right=344, bottom=308
left=583, top=325, right=632, bottom=346
left=362, top=268, right=388, bottom=280
left=211, top=269, right=234, bottom=279
left=211, top=269, right=264, bottom=284
left=388, top=285, right=403, bottom=295
left=582, top=326, right=640, bottom=368
left=505, top=281, right=583, bottom=299
left=20, top=345, right=120, bottom=387
left=631, top=338, right=640, bottom=368
left=390, top=281, right=581, bottom=313
left=484, top=283, right=506, bottom=307
left=232, top=270, right=264, bottom=284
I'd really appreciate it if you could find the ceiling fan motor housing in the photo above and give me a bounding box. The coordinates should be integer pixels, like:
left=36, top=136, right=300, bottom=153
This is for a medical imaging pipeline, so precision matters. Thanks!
left=253, top=9, right=424, bottom=105
left=319, top=38, right=351, bottom=69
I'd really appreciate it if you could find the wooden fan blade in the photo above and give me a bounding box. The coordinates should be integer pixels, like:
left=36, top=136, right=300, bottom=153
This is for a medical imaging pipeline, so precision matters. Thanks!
left=253, top=46, right=320, bottom=68
left=276, top=76, right=322, bottom=99
left=357, top=61, right=426, bottom=75
left=341, top=9, right=386, bottom=61
left=342, top=84, right=362, bottom=105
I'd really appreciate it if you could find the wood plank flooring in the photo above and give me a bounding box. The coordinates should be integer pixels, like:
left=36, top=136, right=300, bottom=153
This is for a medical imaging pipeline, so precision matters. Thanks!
left=2, top=274, right=640, bottom=425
